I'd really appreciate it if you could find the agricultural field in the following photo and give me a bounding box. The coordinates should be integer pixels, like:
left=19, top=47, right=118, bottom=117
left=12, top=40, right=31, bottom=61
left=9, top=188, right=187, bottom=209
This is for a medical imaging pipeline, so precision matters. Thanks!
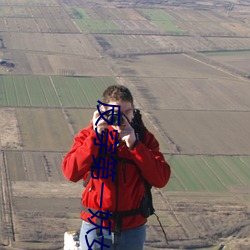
left=0, top=108, right=21, bottom=149
left=85, top=7, right=146, bottom=20
left=152, top=190, right=250, bottom=249
left=203, top=50, right=250, bottom=73
left=4, top=152, right=250, bottom=249
left=167, top=8, right=250, bottom=36
left=0, top=16, right=78, bottom=34
left=94, top=33, right=250, bottom=56
left=1, top=0, right=250, bottom=249
left=165, top=155, right=250, bottom=192
left=67, top=7, right=163, bottom=34
left=4, top=33, right=99, bottom=57
left=113, top=53, right=232, bottom=79
left=5, top=151, right=66, bottom=182
left=113, top=53, right=250, bottom=108
left=0, top=75, right=115, bottom=107
left=0, top=3, right=78, bottom=33
left=16, top=108, right=73, bottom=151
left=138, top=9, right=184, bottom=34
left=204, top=37, right=250, bottom=51
left=94, top=34, right=167, bottom=55
left=1, top=32, right=110, bottom=75
left=150, top=110, right=250, bottom=155
left=0, top=0, right=59, bottom=6
left=112, top=53, right=250, bottom=156
left=75, top=19, right=119, bottom=33
left=29, top=53, right=112, bottom=76
left=93, top=34, right=203, bottom=56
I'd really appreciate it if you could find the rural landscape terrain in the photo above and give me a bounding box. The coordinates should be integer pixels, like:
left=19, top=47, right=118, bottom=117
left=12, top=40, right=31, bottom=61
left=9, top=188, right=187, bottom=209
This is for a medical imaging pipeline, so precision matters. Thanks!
left=1, top=0, right=250, bottom=249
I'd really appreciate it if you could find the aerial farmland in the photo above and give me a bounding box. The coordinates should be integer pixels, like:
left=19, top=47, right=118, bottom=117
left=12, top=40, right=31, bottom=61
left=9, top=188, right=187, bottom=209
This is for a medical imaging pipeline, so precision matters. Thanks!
left=1, top=0, right=250, bottom=250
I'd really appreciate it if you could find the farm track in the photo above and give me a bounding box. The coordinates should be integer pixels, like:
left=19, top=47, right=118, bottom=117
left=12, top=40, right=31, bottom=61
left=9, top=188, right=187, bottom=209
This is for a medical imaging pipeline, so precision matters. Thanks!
left=184, top=52, right=250, bottom=81
left=0, top=152, right=15, bottom=247
left=158, top=190, right=189, bottom=239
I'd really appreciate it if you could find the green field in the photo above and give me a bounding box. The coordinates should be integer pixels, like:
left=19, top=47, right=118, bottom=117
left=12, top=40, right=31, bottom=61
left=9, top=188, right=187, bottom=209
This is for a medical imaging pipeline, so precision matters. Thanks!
left=70, top=7, right=119, bottom=32
left=75, top=19, right=118, bottom=32
left=138, top=9, right=183, bottom=33
left=71, top=7, right=90, bottom=19
left=202, top=50, right=250, bottom=56
left=138, top=9, right=173, bottom=21
left=165, top=155, right=250, bottom=192
left=0, top=75, right=116, bottom=108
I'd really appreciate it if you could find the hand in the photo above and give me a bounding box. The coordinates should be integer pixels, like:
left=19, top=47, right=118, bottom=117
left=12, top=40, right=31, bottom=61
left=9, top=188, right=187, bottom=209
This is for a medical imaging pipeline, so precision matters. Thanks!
left=112, top=115, right=137, bottom=149
left=92, top=106, right=108, bottom=134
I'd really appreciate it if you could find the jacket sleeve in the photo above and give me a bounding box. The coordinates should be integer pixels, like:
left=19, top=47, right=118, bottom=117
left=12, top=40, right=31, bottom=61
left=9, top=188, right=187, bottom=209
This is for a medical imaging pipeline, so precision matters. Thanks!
left=62, top=126, right=99, bottom=182
left=129, top=128, right=171, bottom=188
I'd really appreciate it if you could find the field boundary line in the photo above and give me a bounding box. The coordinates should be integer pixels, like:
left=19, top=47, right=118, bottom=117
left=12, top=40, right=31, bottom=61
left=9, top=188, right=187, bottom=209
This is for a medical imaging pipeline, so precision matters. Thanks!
left=184, top=52, right=250, bottom=82
left=239, top=156, right=250, bottom=171
left=22, top=76, right=32, bottom=107
left=20, top=151, right=28, bottom=180
left=143, top=111, right=180, bottom=154
left=91, top=77, right=103, bottom=97
left=12, top=76, right=19, bottom=106
left=0, top=152, right=15, bottom=246
left=184, top=158, right=208, bottom=192
left=159, top=189, right=190, bottom=239
left=50, top=76, right=75, bottom=135
left=57, top=1, right=83, bottom=33
left=75, top=77, right=91, bottom=107
left=5, top=75, right=17, bottom=106
left=62, top=77, right=78, bottom=107
left=169, top=164, right=187, bottom=192
left=37, top=76, right=49, bottom=107
left=71, top=19, right=83, bottom=33
left=1, top=76, right=8, bottom=106
left=49, top=76, right=62, bottom=107
left=220, top=157, right=245, bottom=185
left=61, top=109, right=76, bottom=136
left=200, top=156, right=228, bottom=191
left=5, top=47, right=103, bottom=59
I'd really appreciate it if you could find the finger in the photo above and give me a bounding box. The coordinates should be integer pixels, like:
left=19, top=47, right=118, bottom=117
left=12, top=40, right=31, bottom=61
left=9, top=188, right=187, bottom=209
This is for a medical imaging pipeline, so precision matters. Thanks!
left=122, top=115, right=133, bottom=130
left=93, top=110, right=100, bottom=119
left=93, top=110, right=107, bottom=129
left=95, top=121, right=108, bottom=134
left=97, top=118, right=107, bottom=127
left=99, top=105, right=105, bottom=112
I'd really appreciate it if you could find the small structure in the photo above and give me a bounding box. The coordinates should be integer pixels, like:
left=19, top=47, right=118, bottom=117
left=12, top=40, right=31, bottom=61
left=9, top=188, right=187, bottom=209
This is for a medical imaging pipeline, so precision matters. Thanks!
left=0, top=59, right=15, bottom=70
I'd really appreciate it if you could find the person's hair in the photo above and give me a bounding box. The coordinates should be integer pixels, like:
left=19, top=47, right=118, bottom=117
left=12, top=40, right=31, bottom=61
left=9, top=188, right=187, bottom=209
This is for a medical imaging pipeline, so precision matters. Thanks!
left=102, top=85, right=133, bottom=104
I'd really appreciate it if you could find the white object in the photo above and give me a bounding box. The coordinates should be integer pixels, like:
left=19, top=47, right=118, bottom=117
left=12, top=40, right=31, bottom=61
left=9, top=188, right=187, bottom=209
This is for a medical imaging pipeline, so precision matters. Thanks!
left=64, top=231, right=81, bottom=250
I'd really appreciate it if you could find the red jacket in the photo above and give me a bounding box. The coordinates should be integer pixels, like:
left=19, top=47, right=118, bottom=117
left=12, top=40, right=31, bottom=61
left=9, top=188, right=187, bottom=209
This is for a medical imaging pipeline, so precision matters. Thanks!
left=62, top=124, right=171, bottom=231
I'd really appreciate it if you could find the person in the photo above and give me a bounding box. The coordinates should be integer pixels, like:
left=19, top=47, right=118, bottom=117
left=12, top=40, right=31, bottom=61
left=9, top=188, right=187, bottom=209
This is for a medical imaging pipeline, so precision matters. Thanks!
left=62, top=85, right=171, bottom=250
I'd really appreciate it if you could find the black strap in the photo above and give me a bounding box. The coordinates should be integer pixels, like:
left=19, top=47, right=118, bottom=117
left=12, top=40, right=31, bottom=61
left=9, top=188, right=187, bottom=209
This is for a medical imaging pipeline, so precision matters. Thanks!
left=82, top=205, right=142, bottom=220
left=82, top=204, right=142, bottom=235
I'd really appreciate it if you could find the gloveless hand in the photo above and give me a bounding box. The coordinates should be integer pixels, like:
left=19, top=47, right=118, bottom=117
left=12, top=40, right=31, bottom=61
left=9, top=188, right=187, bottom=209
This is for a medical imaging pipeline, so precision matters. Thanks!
left=92, top=106, right=108, bottom=134
left=112, top=116, right=136, bottom=149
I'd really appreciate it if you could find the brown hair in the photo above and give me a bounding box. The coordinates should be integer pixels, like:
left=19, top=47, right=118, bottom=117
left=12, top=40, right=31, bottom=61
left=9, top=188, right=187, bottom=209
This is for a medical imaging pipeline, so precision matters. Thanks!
left=102, top=85, right=133, bottom=104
